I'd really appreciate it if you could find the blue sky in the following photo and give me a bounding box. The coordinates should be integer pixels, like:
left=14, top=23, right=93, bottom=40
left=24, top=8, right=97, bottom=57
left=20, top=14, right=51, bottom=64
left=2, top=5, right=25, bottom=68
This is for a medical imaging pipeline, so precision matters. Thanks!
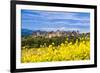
left=21, top=9, right=90, bottom=33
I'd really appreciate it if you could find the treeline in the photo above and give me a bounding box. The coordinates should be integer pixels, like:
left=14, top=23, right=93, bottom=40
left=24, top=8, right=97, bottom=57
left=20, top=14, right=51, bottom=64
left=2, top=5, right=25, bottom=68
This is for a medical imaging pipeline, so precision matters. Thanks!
left=22, top=36, right=66, bottom=48
left=21, top=33, right=90, bottom=49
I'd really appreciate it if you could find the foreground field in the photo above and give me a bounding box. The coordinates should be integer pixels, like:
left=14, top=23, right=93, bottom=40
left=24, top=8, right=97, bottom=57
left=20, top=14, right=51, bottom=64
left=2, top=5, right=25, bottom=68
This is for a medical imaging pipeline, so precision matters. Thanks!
left=21, top=38, right=90, bottom=63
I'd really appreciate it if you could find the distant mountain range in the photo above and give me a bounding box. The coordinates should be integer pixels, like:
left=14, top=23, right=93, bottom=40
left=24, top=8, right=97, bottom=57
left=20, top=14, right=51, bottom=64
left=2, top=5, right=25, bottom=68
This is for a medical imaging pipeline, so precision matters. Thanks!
left=21, top=29, right=45, bottom=36
left=21, top=29, right=33, bottom=36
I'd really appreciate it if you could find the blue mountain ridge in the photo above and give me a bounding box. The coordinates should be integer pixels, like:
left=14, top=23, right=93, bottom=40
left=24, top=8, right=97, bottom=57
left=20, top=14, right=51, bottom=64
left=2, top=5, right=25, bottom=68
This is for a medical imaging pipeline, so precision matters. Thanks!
left=21, top=29, right=45, bottom=36
left=21, top=29, right=33, bottom=36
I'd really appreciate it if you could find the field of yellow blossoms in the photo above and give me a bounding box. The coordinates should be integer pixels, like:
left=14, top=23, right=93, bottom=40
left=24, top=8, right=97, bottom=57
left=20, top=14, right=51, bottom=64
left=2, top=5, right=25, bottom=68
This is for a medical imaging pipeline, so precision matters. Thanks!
left=21, top=37, right=90, bottom=63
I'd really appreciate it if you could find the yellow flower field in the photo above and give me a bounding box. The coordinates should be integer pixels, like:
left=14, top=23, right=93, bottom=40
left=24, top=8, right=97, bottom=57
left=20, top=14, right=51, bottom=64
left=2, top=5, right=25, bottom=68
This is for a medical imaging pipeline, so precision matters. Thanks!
left=21, top=38, right=90, bottom=63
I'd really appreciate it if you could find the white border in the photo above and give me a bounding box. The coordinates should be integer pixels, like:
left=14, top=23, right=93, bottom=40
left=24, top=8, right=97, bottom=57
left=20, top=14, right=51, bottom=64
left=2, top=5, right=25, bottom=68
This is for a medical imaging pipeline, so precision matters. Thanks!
left=16, top=4, right=94, bottom=69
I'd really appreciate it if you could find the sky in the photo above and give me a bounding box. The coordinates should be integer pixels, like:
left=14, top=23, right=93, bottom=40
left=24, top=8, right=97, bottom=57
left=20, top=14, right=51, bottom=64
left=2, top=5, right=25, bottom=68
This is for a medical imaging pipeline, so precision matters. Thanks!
left=21, top=9, right=90, bottom=33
